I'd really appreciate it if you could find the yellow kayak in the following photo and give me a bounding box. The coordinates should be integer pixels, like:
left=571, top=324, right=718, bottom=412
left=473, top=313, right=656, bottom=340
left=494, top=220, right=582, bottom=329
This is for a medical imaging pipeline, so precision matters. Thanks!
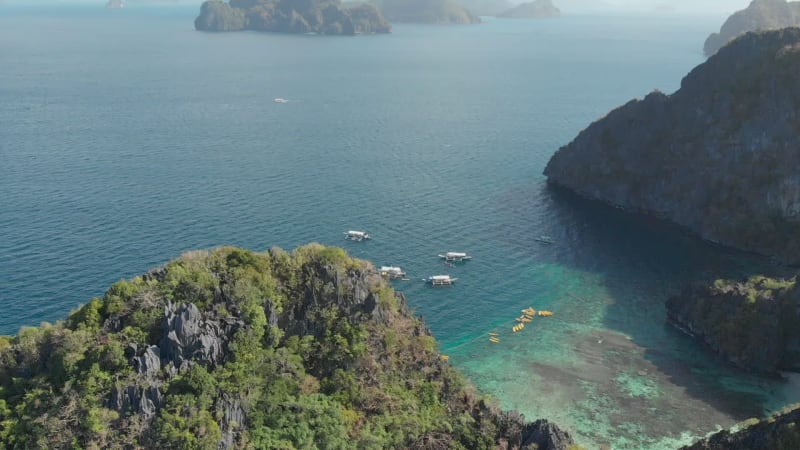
left=538, top=310, right=554, bottom=317
left=489, top=332, right=499, bottom=336
left=489, top=337, right=501, bottom=343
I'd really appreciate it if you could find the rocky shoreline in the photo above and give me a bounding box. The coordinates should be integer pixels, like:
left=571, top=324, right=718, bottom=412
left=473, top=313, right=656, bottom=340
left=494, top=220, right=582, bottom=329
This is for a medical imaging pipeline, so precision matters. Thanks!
left=545, top=28, right=800, bottom=264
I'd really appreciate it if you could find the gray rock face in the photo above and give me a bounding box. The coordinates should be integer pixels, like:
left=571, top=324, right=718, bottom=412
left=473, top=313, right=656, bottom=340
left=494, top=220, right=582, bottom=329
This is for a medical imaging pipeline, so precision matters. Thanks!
left=160, top=302, right=227, bottom=370
left=544, top=28, right=800, bottom=264
left=521, top=419, right=574, bottom=450
left=132, top=345, right=161, bottom=377
left=704, top=0, right=800, bottom=56
left=218, top=394, right=246, bottom=450
left=680, top=406, right=800, bottom=449
left=110, top=384, right=164, bottom=419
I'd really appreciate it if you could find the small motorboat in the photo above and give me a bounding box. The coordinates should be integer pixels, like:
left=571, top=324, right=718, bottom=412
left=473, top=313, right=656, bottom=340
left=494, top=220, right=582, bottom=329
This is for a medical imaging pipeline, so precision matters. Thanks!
left=379, top=266, right=406, bottom=279
left=535, top=235, right=555, bottom=244
left=426, top=275, right=457, bottom=286
left=344, top=230, right=371, bottom=241
left=438, top=252, right=472, bottom=262
left=274, top=98, right=289, bottom=103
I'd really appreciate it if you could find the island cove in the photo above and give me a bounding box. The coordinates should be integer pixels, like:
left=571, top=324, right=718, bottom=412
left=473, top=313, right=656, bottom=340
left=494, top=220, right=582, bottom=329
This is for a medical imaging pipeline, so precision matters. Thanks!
left=543, top=26, right=800, bottom=449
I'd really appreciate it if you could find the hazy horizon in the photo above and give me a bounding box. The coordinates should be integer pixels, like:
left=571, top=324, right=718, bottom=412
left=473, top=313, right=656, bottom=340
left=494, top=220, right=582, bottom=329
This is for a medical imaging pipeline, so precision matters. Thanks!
left=3, top=0, right=755, bottom=17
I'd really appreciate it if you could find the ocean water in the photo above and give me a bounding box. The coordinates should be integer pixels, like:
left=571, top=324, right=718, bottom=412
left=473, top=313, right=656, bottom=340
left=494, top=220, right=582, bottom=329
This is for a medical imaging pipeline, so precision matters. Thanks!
left=2, top=5, right=798, bottom=448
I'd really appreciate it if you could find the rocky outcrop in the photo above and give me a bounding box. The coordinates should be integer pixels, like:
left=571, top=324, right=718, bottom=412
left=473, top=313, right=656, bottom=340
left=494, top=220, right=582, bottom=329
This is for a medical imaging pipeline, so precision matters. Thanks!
left=0, top=245, right=576, bottom=449
left=160, top=302, right=234, bottom=371
left=498, top=0, right=560, bottom=19
left=704, top=0, right=800, bottom=56
left=109, top=384, right=164, bottom=419
left=681, top=405, right=800, bottom=450
left=666, top=275, right=800, bottom=374
left=456, top=0, right=511, bottom=16
left=544, top=28, right=800, bottom=264
left=521, top=419, right=575, bottom=450
left=373, top=0, right=480, bottom=24
left=195, top=0, right=391, bottom=35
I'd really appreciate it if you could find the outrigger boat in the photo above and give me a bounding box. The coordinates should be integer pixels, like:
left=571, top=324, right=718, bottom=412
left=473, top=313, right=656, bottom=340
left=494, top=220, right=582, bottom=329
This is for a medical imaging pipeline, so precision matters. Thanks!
left=379, top=266, right=406, bottom=279
left=344, top=230, right=371, bottom=241
left=426, top=275, right=457, bottom=286
left=437, top=252, right=472, bottom=262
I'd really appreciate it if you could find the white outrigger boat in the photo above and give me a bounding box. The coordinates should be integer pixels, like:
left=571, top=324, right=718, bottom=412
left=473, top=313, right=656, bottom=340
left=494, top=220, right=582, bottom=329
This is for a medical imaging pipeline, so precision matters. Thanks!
left=379, top=266, right=406, bottom=279
left=344, top=230, right=371, bottom=241
left=438, top=252, right=472, bottom=262
left=426, top=275, right=457, bottom=286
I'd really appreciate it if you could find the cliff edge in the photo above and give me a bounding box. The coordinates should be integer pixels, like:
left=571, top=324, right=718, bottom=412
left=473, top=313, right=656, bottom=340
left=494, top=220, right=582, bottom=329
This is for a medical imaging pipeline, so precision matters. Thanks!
left=0, top=245, right=574, bottom=449
left=544, top=28, right=800, bottom=264
left=704, top=0, right=800, bottom=56
left=666, top=274, right=800, bottom=374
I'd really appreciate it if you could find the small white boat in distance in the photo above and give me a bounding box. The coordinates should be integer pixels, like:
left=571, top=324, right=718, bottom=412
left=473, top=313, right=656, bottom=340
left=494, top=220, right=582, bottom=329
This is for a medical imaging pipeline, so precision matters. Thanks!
left=344, top=230, right=371, bottom=241
left=274, top=98, right=289, bottom=103
left=379, top=266, right=406, bottom=279
left=438, top=252, right=472, bottom=262
left=427, top=275, right=457, bottom=286
left=535, top=235, right=555, bottom=244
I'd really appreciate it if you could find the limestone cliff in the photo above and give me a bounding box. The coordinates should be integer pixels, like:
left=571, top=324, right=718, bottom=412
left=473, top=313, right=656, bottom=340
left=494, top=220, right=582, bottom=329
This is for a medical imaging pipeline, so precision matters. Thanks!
left=0, top=245, right=574, bottom=449
left=498, top=0, right=560, bottom=19
left=544, top=28, right=800, bottom=264
left=680, top=405, right=800, bottom=450
left=195, top=0, right=391, bottom=35
left=704, top=0, right=800, bottom=56
left=666, top=275, right=800, bottom=374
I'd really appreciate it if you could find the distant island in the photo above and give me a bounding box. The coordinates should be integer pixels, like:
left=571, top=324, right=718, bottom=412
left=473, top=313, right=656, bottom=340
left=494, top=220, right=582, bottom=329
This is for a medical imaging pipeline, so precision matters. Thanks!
left=0, top=245, right=577, bottom=449
left=703, top=0, right=800, bottom=56
left=544, top=28, right=800, bottom=264
left=372, top=0, right=480, bottom=24
left=498, top=0, right=560, bottom=19
left=455, top=0, right=512, bottom=17
left=106, top=0, right=125, bottom=8
left=195, top=0, right=391, bottom=35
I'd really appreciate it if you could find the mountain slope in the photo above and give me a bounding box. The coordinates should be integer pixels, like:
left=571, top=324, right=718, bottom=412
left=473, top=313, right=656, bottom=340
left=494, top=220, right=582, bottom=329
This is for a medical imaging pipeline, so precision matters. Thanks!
left=545, top=28, right=800, bottom=263
left=0, top=245, right=574, bottom=449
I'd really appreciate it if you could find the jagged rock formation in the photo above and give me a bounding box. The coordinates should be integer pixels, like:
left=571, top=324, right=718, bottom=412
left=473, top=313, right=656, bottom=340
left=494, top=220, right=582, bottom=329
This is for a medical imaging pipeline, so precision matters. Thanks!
left=544, top=28, right=800, bottom=264
left=456, top=0, right=512, bottom=17
left=704, top=0, right=800, bottom=56
left=0, top=245, right=575, bottom=449
left=195, top=0, right=391, bottom=35
left=373, top=0, right=480, bottom=24
left=666, top=275, right=800, bottom=374
left=680, top=405, right=800, bottom=450
left=498, top=0, right=560, bottom=18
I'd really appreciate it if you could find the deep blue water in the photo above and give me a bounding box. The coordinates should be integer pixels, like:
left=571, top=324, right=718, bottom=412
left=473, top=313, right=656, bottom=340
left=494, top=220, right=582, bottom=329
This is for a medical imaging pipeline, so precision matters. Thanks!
left=2, top=5, right=798, bottom=448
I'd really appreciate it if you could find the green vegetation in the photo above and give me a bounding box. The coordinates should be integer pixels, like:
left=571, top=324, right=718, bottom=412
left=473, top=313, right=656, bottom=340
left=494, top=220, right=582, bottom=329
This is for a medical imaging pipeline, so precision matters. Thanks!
left=681, top=402, right=800, bottom=450
left=195, top=0, right=391, bottom=35
left=0, top=245, right=561, bottom=449
left=668, top=273, right=800, bottom=373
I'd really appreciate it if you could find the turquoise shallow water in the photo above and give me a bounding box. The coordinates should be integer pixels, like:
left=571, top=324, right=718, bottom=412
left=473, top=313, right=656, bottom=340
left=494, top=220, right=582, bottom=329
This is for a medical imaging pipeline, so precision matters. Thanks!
left=1, top=5, right=798, bottom=448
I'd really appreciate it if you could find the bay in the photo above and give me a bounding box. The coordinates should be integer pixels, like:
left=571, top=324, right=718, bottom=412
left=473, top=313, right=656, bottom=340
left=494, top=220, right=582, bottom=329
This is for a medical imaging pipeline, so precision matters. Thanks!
left=1, top=5, right=797, bottom=448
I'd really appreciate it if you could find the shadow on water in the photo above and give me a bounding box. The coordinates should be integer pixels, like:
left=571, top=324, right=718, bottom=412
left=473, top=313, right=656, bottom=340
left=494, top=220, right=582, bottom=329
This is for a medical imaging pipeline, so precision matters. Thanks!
left=493, top=179, right=798, bottom=443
